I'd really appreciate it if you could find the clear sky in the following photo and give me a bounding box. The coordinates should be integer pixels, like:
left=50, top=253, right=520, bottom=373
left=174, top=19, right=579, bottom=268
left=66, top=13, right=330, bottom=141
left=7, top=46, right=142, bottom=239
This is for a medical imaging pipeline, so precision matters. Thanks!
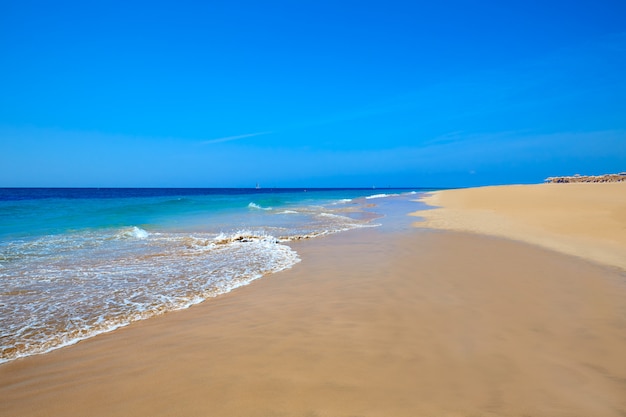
left=1, top=0, right=625, bottom=187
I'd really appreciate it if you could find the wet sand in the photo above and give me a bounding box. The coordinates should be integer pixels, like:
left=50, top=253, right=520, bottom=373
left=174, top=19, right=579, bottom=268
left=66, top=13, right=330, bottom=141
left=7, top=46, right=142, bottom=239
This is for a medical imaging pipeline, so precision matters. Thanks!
left=1, top=193, right=626, bottom=416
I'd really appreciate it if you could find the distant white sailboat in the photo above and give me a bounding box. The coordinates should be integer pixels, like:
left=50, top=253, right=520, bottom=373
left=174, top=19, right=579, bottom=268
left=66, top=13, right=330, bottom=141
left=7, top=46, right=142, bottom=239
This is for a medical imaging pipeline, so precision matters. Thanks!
left=255, top=183, right=260, bottom=189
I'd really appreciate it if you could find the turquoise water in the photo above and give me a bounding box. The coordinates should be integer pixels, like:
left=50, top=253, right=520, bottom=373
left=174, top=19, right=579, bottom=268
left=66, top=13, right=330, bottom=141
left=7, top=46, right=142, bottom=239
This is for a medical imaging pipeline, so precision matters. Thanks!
left=0, top=188, right=427, bottom=363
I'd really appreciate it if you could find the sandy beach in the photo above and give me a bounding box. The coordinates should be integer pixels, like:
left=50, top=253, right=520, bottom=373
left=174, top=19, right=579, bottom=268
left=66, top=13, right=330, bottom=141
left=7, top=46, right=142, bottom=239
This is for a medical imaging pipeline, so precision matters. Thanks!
left=414, top=182, right=626, bottom=271
left=1, top=188, right=626, bottom=417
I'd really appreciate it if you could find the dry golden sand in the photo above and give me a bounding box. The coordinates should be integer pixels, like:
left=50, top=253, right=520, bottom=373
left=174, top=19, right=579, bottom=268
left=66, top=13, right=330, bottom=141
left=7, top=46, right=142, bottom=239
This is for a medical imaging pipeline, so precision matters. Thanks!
left=413, top=182, right=626, bottom=271
left=1, top=191, right=626, bottom=417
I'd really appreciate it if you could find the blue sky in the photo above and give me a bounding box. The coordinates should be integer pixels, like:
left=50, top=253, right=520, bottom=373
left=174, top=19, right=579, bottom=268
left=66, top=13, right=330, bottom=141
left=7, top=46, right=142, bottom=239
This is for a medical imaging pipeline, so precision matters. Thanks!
left=1, top=0, right=625, bottom=187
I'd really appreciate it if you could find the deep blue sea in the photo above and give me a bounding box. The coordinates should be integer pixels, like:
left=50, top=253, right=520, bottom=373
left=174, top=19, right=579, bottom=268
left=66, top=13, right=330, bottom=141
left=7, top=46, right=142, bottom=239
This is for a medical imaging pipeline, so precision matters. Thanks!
left=0, top=188, right=429, bottom=363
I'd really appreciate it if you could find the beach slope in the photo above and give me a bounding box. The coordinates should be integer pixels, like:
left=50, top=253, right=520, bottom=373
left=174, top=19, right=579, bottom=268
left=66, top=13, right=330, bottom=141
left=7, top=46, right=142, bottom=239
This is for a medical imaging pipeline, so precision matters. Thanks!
left=1, top=193, right=625, bottom=416
left=413, top=182, right=626, bottom=271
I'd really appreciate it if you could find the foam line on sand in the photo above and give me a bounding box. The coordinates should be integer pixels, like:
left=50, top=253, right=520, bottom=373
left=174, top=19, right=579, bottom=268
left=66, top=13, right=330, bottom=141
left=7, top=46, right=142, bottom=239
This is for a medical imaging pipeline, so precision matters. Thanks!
left=1, top=193, right=625, bottom=416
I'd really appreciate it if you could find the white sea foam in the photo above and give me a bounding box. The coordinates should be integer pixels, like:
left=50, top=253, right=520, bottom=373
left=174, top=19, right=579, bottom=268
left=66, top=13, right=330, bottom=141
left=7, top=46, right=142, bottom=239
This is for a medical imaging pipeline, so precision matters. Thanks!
left=213, top=230, right=279, bottom=244
left=115, top=226, right=150, bottom=240
left=0, top=228, right=299, bottom=364
left=0, top=192, right=386, bottom=364
left=318, top=212, right=349, bottom=219
left=330, top=198, right=353, bottom=205
left=365, top=193, right=399, bottom=199
left=248, top=202, right=272, bottom=210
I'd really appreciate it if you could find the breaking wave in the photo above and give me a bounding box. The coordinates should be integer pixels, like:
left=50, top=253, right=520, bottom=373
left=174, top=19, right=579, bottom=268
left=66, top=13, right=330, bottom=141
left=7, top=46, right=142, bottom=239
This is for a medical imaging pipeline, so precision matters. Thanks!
left=0, top=227, right=299, bottom=363
left=248, top=202, right=272, bottom=210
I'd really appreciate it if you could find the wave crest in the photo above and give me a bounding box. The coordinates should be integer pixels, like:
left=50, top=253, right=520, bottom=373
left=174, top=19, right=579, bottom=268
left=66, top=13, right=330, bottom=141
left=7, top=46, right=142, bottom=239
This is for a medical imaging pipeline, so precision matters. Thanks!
left=114, top=226, right=150, bottom=240
left=365, top=193, right=399, bottom=199
left=248, top=202, right=272, bottom=210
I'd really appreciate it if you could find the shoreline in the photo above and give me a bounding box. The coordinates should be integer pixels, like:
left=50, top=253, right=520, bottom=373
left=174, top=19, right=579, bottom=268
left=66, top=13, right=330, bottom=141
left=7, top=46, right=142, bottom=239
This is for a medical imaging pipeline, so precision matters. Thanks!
left=2, top=192, right=625, bottom=416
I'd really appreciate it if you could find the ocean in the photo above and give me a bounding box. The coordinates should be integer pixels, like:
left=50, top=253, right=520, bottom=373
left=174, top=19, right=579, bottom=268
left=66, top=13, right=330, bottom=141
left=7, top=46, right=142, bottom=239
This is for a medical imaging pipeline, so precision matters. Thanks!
left=0, top=188, right=429, bottom=363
